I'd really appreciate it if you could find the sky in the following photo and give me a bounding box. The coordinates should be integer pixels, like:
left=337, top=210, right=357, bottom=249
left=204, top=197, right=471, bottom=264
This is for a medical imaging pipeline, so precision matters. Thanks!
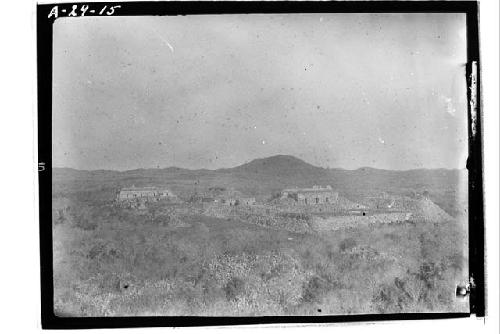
left=52, top=13, right=468, bottom=171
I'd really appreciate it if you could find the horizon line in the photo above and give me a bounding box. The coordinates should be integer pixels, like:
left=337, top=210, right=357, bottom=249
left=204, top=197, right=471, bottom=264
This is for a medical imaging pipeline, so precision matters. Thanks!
left=51, top=154, right=467, bottom=173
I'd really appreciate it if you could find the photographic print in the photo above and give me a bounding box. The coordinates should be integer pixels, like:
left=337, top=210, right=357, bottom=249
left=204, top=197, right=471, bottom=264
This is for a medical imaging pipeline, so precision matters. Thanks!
left=38, top=1, right=483, bottom=326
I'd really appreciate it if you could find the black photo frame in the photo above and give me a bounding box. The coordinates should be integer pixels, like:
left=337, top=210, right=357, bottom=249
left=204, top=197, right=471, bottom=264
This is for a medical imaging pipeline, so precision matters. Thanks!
left=37, top=1, right=483, bottom=329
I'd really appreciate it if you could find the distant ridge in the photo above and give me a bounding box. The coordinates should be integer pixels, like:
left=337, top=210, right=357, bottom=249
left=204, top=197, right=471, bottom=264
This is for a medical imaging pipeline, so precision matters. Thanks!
left=54, top=155, right=465, bottom=173
left=52, top=154, right=467, bottom=217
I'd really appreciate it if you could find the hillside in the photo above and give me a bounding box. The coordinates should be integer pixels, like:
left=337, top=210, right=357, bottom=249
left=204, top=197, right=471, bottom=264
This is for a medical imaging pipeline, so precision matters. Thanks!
left=52, top=155, right=467, bottom=217
left=52, top=155, right=469, bottom=316
left=229, top=155, right=329, bottom=178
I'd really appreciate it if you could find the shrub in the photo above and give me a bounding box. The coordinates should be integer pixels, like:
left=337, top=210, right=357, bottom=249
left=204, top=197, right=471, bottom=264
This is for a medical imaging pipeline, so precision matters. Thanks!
left=383, top=232, right=400, bottom=242
left=200, top=279, right=225, bottom=304
left=302, top=276, right=330, bottom=303
left=97, top=273, right=121, bottom=292
left=446, top=253, right=465, bottom=272
left=223, top=277, right=246, bottom=301
left=74, top=214, right=97, bottom=230
left=372, top=282, right=403, bottom=313
left=279, top=212, right=310, bottom=221
left=417, top=261, right=445, bottom=289
left=339, top=237, right=357, bottom=252
left=54, top=209, right=66, bottom=225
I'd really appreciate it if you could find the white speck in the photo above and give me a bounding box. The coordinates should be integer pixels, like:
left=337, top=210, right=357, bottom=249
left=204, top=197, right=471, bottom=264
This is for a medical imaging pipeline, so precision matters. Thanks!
left=319, top=17, right=323, bottom=22
left=378, top=137, right=385, bottom=144
left=87, top=80, right=92, bottom=85
left=440, top=95, right=456, bottom=116
left=254, top=126, right=257, bottom=129
left=262, top=140, right=266, bottom=145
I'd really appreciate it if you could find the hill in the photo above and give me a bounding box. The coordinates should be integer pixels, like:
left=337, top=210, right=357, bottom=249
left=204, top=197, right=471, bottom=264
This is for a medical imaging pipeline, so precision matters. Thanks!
left=52, top=155, right=467, bottom=217
left=229, top=155, right=329, bottom=178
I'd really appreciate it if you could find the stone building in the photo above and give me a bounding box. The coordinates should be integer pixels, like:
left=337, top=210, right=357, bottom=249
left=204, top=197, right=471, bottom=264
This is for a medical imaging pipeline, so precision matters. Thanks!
left=281, top=185, right=338, bottom=205
left=201, top=197, right=217, bottom=203
left=237, top=197, right=256, bottom=206
left=117, top=186, right=176, bottom=202
left=221, top=198, right=237, bottom=206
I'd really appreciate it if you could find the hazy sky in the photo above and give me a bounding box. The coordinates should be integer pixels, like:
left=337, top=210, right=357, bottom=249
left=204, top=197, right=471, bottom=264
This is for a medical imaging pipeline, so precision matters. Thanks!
left=53, top=14, right=468, bottom=171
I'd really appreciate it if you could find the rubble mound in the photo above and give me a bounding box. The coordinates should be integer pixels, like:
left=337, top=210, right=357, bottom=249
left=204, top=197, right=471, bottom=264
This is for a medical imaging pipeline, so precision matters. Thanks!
left=268, top=195, right=365, bottom=213
left=269, top=197, right=296, bottom=206
left=335, top=196, right=368, bottom=210
left=393, top=197, right=452, bottom=222
left=237, top=211, right=312, bottom=233
left=167, top=215, right=191, bottom=228
left=343, top=245, right=381, bottom=260
left=203, top=204, right=233, bottom=218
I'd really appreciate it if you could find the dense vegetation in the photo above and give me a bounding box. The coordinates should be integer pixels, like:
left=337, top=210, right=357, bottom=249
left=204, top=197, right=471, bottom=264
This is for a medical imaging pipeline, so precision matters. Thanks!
left=53, top=197, right=468, bottom=316
left=52, top=156, right=468, bottom=316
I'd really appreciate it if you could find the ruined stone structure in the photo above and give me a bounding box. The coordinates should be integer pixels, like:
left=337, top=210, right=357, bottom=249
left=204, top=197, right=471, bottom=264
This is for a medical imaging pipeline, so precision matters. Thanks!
left=117, top=186, right=176, bottom=202
left=311, top=212, right=412, bottom=231
left=281, top=185, right=338, bottom=205
left=221, top=198, right=237, bottom=206
left=237, top=197, right=256, bottom=206
left=201, top=197, right=217, bottom=203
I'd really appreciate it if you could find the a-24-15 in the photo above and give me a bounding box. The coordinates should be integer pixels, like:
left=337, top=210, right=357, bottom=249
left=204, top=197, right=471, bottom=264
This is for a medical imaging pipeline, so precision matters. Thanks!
left=47, top=5, right=121, bottom=19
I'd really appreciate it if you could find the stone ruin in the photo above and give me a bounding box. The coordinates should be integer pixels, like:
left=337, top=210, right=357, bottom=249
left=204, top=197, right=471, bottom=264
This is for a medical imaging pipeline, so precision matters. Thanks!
left=280, top=185, right=339, bottom=205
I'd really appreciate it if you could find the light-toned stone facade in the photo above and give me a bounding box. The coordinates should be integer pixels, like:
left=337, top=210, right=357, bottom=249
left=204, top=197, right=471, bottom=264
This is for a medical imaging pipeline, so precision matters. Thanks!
left=281, top=185, right=338, bottom=205
left=237, top=197, right=256, bottom=206
left=117, top=186, right=176, bottom=202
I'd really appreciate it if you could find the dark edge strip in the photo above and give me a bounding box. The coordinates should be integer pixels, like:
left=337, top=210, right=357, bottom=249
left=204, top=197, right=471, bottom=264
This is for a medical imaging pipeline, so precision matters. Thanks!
left=37, top=3, right=55, bottom=329
left=465, top=2, right=484, bottom=318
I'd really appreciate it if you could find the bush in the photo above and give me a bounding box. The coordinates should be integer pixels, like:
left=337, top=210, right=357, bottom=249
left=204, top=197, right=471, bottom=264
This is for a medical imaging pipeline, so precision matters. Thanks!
left=417, top=261, right=445, bottom=289
left=279, top=212, right=310, bottom=221
left=223, top=277, right=246, bottom=301
left=339, top=237, right=357, bottom=252
left=74, top=214, right=97, bottom=230
left=200, top=279, right=225, bottom=304
left=302, top=276, right=330, bottom=303
left=53, top=209, right=66, bottom=225
left=372, top=282, right=405, bottom=313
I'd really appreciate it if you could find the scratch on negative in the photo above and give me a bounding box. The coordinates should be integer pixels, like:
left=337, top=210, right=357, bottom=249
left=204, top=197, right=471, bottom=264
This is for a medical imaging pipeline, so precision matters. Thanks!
left=151, top=27, right=174, bottom=53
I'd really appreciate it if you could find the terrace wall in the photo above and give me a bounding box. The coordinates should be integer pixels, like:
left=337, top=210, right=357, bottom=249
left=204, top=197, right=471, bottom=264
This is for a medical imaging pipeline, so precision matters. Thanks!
left=311, top=212, right=412, bottom=231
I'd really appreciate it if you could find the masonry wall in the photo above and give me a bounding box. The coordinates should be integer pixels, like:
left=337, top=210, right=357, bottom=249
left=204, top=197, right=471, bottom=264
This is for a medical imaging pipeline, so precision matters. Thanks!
left=238, top=198, right=256, bottom=206
left=311, top=212, right=412, bottom=231
left=117, top=189, right=175, bottom=201
left=296, top=191, right=338, bottom=205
